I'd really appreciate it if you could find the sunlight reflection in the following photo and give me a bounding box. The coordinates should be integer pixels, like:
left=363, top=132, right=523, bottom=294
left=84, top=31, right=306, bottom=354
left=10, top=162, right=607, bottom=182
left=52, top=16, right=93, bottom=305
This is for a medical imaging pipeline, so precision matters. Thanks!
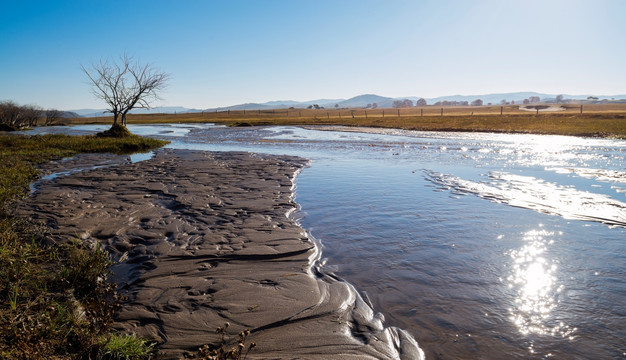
left=510, top=135, right=601, bottom=168
left=507, top=229, right=575, bottom=337
left=424, top=170, right=626, bottom=227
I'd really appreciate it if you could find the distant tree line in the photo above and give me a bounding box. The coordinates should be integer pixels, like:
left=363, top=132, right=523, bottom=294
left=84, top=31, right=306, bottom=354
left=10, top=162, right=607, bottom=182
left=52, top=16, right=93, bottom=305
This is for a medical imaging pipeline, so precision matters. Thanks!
left=389, top=98, right=492, bottom=107
left=393, top=99, right=414, bottom=108
left=524, top=96, right=541, bottom=104
left=433, top=100, right=469, bottom=106
left=391, top=98, right=428, bottom=108
left=0, top=100, right=63, bottom=130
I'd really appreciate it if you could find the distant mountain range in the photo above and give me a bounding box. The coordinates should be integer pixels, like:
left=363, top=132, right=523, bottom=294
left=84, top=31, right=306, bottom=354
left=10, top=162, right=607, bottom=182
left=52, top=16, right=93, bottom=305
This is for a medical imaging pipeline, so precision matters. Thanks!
left=69, top=92, right=626, bottom=116
left=205, top=92, right=626, bottom=111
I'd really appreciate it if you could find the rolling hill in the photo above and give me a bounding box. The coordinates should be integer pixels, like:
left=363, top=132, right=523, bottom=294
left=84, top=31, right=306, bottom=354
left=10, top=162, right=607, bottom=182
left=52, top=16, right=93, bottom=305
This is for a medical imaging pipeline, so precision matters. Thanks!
left=69, top=92, right=626, bottom=116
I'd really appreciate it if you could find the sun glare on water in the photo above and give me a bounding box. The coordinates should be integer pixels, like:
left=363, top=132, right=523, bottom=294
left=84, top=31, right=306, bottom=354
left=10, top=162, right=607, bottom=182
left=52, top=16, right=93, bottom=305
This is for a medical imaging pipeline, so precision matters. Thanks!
left=507, top=228, right=575, bottom=338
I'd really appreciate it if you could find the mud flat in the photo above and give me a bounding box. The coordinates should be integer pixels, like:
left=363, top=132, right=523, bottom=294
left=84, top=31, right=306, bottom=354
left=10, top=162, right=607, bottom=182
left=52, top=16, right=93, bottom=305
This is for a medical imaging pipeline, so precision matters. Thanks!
left=19, top=149, right=422, bottom=359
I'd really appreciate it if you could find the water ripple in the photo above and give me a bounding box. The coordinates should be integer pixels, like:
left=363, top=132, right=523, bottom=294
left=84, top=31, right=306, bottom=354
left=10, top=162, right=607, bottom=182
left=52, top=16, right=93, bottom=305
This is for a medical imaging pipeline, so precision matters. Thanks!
left=424, top=170, right=626, bottom=227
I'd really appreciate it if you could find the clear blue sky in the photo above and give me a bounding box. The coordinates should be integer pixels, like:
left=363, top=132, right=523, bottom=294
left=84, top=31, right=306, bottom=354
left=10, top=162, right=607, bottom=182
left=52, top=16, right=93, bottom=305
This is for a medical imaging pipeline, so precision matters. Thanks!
left=1, top=0, right=625, bottom=110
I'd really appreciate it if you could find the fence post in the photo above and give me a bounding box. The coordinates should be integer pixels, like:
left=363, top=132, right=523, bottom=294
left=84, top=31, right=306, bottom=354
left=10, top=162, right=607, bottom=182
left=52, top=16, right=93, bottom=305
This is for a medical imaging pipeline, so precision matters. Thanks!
left=500, top=106, right=503, bottom=116
left=397, top=109, right=400, bottom=117
left=351, top=110, right=355, bottom=119
left=421, top=108, right=423, bottom=117
left=327, top=112, right=330, bottom=119
left=441, top=108, right=443, bottom=116
left=365, top=110, right=367, bottom=119
left=228, top=110, right=230, bottom=115
left=382, top=110, right=385, bottom=118
left=580, top=105, right=583, bottom=114
left=536, top=107, right=539, bottom=116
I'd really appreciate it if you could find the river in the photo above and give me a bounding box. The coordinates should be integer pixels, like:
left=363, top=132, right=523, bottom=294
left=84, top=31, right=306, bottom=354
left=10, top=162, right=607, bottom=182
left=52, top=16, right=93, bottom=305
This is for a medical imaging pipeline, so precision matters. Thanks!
left=24, top=124, right=626, bottom=359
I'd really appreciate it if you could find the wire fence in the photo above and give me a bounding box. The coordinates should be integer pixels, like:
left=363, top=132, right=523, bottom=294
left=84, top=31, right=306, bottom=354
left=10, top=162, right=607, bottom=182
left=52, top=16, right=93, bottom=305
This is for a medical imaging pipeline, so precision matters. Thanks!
left=75, top=103, right=626, bottom=123
left=173, top=104, right=591, bottom=119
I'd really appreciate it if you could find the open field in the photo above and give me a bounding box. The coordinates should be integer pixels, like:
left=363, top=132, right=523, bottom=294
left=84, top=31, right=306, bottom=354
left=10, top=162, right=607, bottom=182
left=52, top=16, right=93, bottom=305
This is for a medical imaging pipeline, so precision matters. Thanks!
left=62, top=103, right=626, bottom=138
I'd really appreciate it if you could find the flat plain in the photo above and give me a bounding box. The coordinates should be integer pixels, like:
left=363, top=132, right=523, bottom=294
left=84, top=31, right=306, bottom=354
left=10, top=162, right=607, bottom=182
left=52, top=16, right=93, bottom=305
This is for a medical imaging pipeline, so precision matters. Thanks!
left=65, top=103, right=626, bottom=138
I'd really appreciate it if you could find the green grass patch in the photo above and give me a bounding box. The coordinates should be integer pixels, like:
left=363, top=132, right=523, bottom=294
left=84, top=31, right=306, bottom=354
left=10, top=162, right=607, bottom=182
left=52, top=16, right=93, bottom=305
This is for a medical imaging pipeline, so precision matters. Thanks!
left=0, top=131, right=167, bottom=359
left=100, top=333, right=156, bottom=360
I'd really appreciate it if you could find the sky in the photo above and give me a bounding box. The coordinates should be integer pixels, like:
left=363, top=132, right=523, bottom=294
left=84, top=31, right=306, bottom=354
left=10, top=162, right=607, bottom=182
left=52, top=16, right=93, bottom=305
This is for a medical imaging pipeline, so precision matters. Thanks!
left=1, top=0, right=625, bottom=110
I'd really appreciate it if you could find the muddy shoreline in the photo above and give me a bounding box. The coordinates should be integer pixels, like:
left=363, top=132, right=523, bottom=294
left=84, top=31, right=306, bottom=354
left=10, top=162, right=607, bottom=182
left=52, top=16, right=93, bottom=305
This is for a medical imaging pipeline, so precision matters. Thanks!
left=19, top=149, right=422, bottom=359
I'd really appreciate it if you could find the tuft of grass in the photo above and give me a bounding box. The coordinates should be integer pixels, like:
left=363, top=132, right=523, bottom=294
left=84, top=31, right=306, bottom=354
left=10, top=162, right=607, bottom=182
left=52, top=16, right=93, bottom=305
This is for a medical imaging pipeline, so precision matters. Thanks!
left=100, top=333, right=157, bottom=360
left=0, top=132, right=167, bottom=359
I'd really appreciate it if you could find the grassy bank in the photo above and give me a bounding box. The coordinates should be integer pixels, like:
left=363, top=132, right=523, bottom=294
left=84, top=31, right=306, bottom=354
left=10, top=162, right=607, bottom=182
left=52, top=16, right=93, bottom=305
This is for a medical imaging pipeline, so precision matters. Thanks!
left=60, top=103, right=626, bottom=138
left=0, top=132, right=167, bottom=359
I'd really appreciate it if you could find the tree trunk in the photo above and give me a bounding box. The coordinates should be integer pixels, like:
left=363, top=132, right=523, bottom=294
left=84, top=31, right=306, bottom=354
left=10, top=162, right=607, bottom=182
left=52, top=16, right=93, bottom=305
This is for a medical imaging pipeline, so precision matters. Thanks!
left=121, top=111, right=129, bottom=126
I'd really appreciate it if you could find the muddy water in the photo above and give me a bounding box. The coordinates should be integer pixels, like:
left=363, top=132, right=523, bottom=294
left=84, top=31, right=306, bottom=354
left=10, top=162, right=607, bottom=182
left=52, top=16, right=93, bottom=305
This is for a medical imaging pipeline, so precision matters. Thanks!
left=25, top=124, right=626, bottom=359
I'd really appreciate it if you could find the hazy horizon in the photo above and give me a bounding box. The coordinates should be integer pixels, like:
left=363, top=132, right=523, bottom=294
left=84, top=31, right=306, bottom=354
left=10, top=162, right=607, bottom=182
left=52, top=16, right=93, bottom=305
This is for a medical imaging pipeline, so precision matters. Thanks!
left=65, top=91, right=626, bottom=114
left=1, top=0, right=625, bottom=110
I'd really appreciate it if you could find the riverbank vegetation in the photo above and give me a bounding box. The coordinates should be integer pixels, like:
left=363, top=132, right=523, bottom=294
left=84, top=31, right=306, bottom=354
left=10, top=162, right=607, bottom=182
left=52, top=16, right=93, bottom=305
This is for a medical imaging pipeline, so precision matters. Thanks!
left=0, top=133, right=167, bottom=359
left=0, top=100, right=65, bottom=131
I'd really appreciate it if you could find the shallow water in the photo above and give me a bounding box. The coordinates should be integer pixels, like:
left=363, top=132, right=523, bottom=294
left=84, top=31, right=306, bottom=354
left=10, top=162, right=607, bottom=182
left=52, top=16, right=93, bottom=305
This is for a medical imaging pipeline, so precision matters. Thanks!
left=24, top=124, right=626, bottom=359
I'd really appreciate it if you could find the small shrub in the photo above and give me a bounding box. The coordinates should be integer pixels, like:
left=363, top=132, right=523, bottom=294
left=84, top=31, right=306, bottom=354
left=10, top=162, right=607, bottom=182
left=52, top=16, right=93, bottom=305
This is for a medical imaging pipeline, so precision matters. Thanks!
left=96, top=124, right=134, bottom=138
left=196, top=323, right=256, bottom=360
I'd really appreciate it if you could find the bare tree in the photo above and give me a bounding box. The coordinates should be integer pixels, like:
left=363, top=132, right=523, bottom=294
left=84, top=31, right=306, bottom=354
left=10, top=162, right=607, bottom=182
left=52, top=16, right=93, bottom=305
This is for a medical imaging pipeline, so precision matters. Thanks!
left=45, top=109, right=64, bottom=125
left=415, top=98, right=427, bottom=106
left=0, top=100, right=23, bottom=128
left=82, top=54, right=169, bottom=128
left=470, top=99, right=483, bottom=106
left=22, top=105, right=43, bottom=127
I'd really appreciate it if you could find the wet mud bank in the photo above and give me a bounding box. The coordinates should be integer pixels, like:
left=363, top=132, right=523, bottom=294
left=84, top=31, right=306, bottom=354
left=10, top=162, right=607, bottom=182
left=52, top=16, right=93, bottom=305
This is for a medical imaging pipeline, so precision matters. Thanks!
left=19, top=149, right=423, bottom=359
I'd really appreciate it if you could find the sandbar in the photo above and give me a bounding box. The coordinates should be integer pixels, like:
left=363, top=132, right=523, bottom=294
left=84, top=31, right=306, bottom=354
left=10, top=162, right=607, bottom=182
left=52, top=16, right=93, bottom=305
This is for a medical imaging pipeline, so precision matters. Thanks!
left=19, top=149, right=423, bottom=359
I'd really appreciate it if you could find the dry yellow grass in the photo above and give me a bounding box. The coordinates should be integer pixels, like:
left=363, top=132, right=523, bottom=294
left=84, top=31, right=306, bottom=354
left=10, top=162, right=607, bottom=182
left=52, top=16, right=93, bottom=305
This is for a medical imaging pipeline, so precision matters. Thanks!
left=62, top=103, right=626, bottom=138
